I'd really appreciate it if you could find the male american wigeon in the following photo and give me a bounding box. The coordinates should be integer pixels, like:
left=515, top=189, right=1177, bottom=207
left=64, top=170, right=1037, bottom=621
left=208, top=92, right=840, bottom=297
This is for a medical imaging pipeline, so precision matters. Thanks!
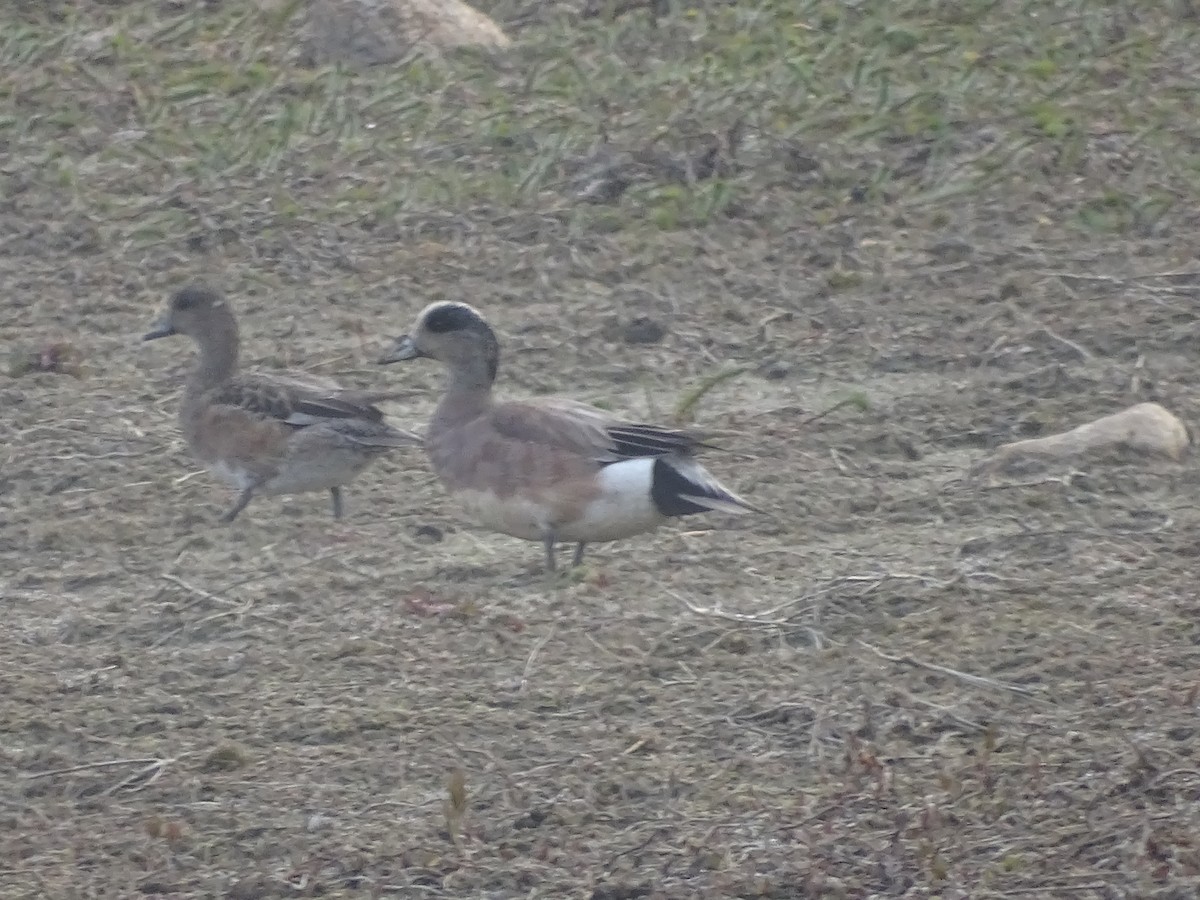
left=144, top=283, right=420, bottom=523
left=379, top=301, right=755, bottom=571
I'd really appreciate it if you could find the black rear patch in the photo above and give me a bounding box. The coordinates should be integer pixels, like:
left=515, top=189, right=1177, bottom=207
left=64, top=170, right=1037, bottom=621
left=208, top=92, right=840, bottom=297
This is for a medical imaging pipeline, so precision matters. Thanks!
left=650, top=458, right=711, bottom=517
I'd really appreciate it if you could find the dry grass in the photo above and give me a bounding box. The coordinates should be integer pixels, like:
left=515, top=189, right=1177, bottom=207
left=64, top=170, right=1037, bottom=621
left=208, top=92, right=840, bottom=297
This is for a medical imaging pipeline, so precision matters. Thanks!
left=3, top=1, right=1200, bottom=897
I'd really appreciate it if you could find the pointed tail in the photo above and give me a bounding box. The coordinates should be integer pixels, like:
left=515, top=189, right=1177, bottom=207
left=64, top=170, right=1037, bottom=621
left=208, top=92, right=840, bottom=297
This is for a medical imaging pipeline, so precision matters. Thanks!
left=651, top=457, right=759, bottom=518
left=343, top=423, right=424, bottom=450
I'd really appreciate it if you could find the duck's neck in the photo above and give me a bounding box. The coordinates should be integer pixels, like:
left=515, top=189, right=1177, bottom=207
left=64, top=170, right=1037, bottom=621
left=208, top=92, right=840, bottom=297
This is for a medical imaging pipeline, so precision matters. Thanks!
left=182, top=315, right=240, bottom=411
left=432, top=361, right=497, bottom=430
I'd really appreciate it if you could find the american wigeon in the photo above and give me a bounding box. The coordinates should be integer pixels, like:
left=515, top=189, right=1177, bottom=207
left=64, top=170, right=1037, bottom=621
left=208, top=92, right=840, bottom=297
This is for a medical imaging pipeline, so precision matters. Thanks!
left=144, top=283, right=420, bottom=523
left=379, top=301, right=755, bottom=571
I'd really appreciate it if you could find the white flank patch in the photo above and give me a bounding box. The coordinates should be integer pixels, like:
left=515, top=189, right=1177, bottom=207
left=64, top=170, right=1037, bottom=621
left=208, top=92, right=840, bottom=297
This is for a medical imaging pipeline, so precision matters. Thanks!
left=561, top=458, right=660, bottom=543
left=597, top=457, right=656, bottom=496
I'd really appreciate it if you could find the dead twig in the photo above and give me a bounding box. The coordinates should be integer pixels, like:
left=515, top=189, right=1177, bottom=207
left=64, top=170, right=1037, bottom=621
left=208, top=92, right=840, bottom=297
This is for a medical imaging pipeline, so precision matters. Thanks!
left=1149, top=768, right=1200, bottom=787
left=899, top=690, right=986, bottom=731
left=1038, top=268, right=1200, bottom=285
left=673, top=364, right=747, bottom=426
left=995, top=884, right=1112, bottom=897
left=667, top=590, right=789, bottom=626
left=670, top=573, right=952, bottom=646
left=857, top=640, right=1038, bottom=696
left=160, top=573, right=241, bottom=608
left=103, top=758, right=174, bottom=795
left=155, top=573, right=289, bottom=641
left=1037, top=326, right=1094, bottom=362
left=973, top=472, right=1090, bottom=490
left=519, top=624, right=556, bottom=693
left=800, top=393, right=870, bottom=427
left=23, top=757, right=169, bottom=780
left=1005, top=300, right=1095, bottom=362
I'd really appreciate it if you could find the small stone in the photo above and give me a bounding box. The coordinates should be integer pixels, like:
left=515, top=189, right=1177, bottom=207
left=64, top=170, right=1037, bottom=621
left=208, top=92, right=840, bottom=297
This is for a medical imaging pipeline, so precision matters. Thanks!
left=622, top=317, right=667, bottom=345
left=927, top=238, right=973, bottom=263
left=758, top=359, right=790, bottom=380
left=413, top=524, right=443, bottom=543
left=306, top=813, right=334, bottom=832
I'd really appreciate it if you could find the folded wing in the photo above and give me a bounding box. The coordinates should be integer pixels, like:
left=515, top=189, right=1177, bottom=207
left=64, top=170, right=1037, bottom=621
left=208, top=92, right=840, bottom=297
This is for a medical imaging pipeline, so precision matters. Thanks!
left=208, top=375, right=420, bottom=446
left=489, top=398, right=706, bottom=464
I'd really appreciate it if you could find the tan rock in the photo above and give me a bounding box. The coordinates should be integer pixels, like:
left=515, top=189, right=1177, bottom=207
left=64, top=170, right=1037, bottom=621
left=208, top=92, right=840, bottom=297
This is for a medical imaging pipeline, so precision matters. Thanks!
left=292, top=0, right=511, bottom=67
left=975, top=402, right=1190, bottom=475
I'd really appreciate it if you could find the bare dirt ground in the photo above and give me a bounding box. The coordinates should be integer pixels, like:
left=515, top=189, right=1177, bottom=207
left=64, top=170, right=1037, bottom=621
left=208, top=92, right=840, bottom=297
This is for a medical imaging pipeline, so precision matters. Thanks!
left=3, top=1, right=1200, bottom=897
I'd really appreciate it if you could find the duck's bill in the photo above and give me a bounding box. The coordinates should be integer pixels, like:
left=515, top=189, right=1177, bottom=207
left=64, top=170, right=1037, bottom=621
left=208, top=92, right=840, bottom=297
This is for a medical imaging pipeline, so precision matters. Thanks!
left=378, top=335, right=423, bottom=364
left=142, top=317, right=176, bottom=341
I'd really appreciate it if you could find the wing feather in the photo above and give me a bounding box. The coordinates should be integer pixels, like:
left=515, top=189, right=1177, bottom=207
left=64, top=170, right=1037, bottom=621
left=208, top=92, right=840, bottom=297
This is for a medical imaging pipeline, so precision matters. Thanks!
left=488, top=399, right=705, bottom=463
left=206, top=374, right=391, bottom=428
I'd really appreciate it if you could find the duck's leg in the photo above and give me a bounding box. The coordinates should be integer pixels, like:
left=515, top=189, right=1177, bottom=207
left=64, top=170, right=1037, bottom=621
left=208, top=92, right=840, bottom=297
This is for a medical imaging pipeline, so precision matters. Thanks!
left=330, top=487, right=344, bottom=520
left=571, top=542, right=588, bottom=567
left=220, top=488, right=255, bottom=523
